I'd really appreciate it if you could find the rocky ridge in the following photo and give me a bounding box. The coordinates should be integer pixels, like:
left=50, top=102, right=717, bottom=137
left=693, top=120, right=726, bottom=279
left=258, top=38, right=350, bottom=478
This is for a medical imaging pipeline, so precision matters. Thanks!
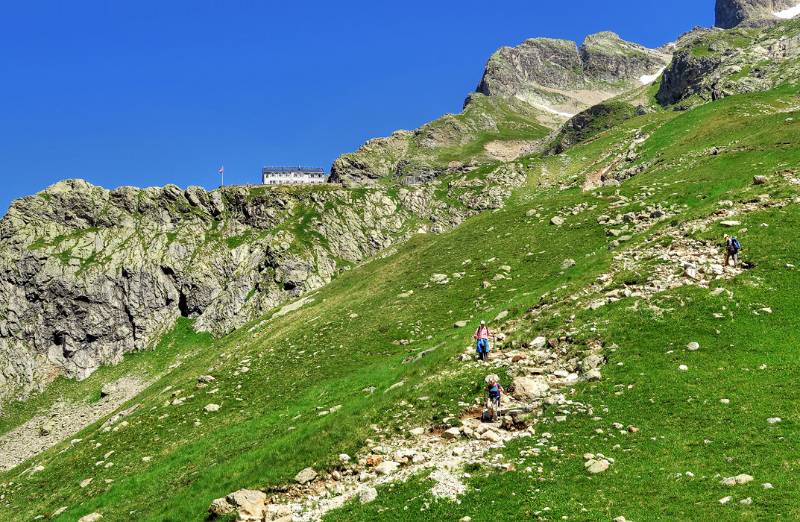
left=0, top=172, right=523, bottom=402
left=330, top=32, right=670, bottom=187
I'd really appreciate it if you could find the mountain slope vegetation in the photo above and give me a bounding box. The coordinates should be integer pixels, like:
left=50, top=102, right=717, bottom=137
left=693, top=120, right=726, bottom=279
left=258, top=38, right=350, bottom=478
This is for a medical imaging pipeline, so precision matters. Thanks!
left=1, top=9, right=800, bottom=522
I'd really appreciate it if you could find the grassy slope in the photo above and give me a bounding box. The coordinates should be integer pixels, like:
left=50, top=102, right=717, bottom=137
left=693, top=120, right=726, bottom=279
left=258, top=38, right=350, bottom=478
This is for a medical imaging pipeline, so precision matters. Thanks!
left=0, top=89, right=798, bottom=522
left=327, top=87, right=800, bottom=521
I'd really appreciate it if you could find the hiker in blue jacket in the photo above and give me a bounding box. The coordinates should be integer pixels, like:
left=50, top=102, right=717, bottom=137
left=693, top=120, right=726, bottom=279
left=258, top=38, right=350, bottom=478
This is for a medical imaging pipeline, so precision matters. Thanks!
left=724, top=234, right=742, bottom=269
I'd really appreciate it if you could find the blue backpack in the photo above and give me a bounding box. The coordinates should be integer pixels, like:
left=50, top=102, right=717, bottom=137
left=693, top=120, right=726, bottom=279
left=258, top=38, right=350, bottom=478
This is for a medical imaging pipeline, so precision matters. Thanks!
left=732, top=237, right=742, bottom=251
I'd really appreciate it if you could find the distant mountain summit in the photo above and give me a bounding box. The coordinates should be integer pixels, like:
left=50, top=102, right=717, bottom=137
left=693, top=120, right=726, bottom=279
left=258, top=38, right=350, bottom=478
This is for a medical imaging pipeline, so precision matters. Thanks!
left=475, top=32, right=670, bottom=119
left=715, top=0, right=800, bottom=28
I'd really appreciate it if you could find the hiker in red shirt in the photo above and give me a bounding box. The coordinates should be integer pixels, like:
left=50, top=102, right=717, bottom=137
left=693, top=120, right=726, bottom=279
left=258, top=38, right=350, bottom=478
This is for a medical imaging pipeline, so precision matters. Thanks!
left=474, top=320, right=492, bottom=361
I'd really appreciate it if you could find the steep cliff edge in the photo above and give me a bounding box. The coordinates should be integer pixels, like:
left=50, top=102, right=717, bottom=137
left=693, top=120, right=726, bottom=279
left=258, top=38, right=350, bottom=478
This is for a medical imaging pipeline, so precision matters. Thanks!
left=0, top=171, right=523, bottom=399
left=657, top=19, right=800, bottom=106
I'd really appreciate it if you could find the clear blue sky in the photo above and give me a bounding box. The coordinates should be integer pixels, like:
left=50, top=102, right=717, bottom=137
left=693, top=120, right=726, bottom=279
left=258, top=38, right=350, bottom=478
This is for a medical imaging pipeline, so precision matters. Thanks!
left=0, top=0, right=712, bottom=213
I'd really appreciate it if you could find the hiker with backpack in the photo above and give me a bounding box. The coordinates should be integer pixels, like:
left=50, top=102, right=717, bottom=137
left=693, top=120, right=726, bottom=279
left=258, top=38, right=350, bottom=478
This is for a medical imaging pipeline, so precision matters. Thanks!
left=724, top=235, right=742, bottom=269
left=483, top=374, right=504, bottom=422
left=474, top=320, right=492, bottom=361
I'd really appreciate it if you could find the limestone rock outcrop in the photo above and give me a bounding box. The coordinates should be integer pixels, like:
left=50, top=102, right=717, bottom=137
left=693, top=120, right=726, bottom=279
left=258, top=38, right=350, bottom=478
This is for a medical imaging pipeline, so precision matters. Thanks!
left=715, top=0, right=798, bottom=29
left=476, top=32, right=670, bottom=119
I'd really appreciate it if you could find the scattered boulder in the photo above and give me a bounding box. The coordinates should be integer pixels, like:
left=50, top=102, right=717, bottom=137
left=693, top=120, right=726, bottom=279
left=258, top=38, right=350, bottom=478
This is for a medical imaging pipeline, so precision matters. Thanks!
left=530, top=336, right=547, bottom=349
left=454, top=321, right=468, bottom=328
left=550, top=216, right=565, bottom=226
left=294, top=467, right=318, bottom=485
left=753, top=175, right=768, bottom=185
left=687, top=341, right=700, bottom=351
left=442, top=428, right=462, bottom=440
left=357, top=485, right=378, bottom=504
left=226, top=489, right=267, bottom=521
left=78, top=514, right=103, bottom=522
left=208, top=497, right=235, bottom=517
left=585, top=458, right=611, bottom=474
left=204, top=403, right=220, bottom=413
left=512, top=376, right=550, bottom=400
left=374, top=461, right=401, bottom=475
left=721, top=474, right=754, bottom=486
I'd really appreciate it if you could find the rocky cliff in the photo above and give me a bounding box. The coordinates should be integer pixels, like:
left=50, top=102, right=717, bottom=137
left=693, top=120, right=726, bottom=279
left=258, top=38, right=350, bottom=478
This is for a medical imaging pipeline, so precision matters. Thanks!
left=715, top=0, right=798, bottom=29
left=0, top=172, right=524, bottom=400
left=476, top=32, right=670, bottom=118
left=657, top=19, right=800, bottom=106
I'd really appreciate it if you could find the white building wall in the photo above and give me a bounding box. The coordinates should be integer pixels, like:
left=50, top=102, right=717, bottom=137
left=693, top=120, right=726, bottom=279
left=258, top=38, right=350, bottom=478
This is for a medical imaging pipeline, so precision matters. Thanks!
left=262, top=171, right=327, bottom=185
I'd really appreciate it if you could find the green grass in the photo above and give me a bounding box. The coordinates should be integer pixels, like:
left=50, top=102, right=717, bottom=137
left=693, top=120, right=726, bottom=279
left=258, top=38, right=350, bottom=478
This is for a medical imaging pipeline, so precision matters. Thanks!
left=1, top=83, right=800, bottom=522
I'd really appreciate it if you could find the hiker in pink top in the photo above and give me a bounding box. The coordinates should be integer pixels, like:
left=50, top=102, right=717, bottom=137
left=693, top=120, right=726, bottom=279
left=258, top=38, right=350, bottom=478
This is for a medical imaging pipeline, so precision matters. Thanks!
left=474, top=320, right=492, bottom=361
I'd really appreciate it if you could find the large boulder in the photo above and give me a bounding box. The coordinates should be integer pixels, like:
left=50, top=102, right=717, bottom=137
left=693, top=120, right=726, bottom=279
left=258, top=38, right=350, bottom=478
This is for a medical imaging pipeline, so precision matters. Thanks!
left=512, top=376, right=550, bottom=400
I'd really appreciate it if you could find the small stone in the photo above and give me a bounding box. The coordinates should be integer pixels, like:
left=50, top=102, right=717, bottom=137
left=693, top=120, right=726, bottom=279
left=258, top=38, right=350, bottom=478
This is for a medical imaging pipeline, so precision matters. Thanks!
left=720, top=399, right=730, bottom=405
left=198, top=375, right=216, bottom=383
left=550, top=216, right=565, bottom=226
left=687, top=342, right=700, bottom=351
left=203, top=403, right=220, bottom=413
left=374, top=461, right=400, bottom=475
left=409, top=427, right=425, bottom=437
left=753, top=175, right=768, bottom=185
left=78, top=514, right=103, bottom=522
left=80, top=478, right=93, bottom=488
left=719, top=496, right=732, bottom=505
left=720, top=220, right=741, bottom=227
left=679, top=365, right=689, bottom=371
left=338, top=453, right=351, bottom=464
left=767, top=417, right=782, bottom=424
left=762, top=483, right=774, bottom=489
left=561, top=259, right=576, bottom=270
left=740, top=497, right=753, bottom=505
left=294, top=467, right=318, bottom=484
left=454, top=321, right=468, bottom=328
left=530, top=336, right=547, bottom=349
left=52, top=507, right=68, bottom=517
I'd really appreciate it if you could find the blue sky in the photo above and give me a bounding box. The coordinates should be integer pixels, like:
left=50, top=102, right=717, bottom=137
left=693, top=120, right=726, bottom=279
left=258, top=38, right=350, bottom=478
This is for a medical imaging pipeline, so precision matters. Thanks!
left=0, top=1, right=712, bottom=213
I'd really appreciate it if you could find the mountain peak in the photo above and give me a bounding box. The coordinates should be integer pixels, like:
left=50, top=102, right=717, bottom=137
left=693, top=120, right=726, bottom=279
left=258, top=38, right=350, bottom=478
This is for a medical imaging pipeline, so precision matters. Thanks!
left=715, top=0, right=800, bottom=29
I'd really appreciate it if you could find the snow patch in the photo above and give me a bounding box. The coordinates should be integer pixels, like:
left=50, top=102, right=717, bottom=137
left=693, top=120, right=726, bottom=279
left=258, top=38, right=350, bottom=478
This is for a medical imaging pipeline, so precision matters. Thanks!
left=775, top=3, right=800, bottom=19
left=532, top=103, right=575, bottom=118
left=640, top=67, right=666, bottom=85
